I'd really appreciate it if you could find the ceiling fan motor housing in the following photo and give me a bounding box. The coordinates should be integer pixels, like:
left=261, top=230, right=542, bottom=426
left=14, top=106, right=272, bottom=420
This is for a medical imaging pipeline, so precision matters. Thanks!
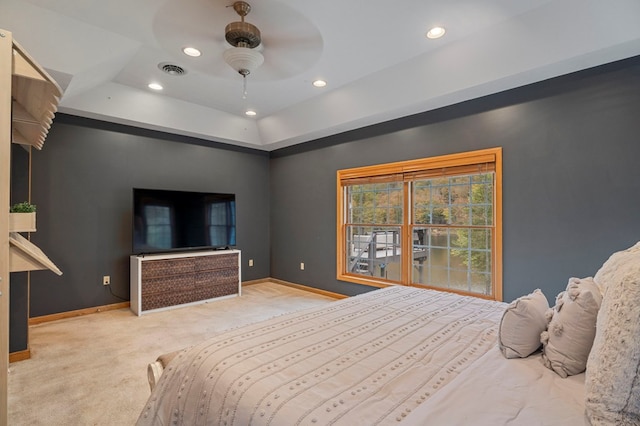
left=225, top=1, right=261, bottom=48
left=225, top=21, right=261, bottom=48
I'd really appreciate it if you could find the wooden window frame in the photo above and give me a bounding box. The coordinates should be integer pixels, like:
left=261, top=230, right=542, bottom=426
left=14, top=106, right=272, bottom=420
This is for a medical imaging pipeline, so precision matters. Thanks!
left=337, top=147, right=503, bottom=301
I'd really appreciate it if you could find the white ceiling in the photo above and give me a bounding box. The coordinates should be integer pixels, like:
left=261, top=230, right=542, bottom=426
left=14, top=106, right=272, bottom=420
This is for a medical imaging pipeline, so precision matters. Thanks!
left=3, top=0, right=640, bottom=151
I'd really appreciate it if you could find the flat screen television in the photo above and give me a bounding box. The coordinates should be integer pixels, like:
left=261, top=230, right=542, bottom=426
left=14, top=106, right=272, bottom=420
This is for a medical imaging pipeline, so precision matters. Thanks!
left=133, top=188, right=236, bottom=254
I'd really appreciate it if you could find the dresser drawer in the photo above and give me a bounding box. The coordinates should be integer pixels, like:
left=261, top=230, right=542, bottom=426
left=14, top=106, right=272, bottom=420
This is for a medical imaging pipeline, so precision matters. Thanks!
left=141, top=257, right=195, bottom=279
left=195, top=253, right=238, bottom=271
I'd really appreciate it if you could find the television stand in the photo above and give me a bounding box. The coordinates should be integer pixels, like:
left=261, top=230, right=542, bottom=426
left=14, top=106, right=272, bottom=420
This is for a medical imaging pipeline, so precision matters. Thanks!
left=130, top=249, right=241, bottom=315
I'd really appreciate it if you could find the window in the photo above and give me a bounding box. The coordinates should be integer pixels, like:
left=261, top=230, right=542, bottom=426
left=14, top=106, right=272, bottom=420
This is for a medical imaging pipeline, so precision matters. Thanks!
left=143, top=204, right=173, bottom=249
left=345, top=181, right=403, bottom=281
left=207, top=200, right=236, bottom=246
left=337, top=148, right=502, bottom=300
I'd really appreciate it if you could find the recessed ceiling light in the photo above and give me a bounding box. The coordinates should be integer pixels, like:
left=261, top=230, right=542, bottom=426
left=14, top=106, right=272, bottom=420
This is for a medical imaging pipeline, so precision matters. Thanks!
left=148, top=83, right=163, bottom=91
left=426, top=26, right=446, bottom=39
left=245, top=110, right=257, bottom=117
left=182, top=47, right=201, bottom=57
left=312, top=80, right=327, bottom=88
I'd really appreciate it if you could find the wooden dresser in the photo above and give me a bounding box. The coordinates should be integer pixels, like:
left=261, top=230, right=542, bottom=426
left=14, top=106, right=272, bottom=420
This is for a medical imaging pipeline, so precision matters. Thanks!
left=130, top=250, right=241, bottom=315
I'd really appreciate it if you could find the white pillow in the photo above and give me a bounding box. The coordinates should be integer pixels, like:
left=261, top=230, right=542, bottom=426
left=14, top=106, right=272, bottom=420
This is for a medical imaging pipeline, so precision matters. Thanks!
left=593, top=241, right=640, bottom=294
left=540, top=277, right=602, bottom=378
left=498, top=289, right=549, bottom=359
left=585, top=243, right=640, bottom=425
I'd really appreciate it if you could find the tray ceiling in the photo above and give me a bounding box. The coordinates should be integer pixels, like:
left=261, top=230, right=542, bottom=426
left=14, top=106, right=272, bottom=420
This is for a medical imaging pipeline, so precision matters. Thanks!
left=2, top=0, right=640, bottom=150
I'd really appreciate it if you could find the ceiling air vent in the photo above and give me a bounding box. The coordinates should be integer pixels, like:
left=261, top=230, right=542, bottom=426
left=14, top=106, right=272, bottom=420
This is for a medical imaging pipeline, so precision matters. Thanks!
left=158, top=63, right=187, bottom=76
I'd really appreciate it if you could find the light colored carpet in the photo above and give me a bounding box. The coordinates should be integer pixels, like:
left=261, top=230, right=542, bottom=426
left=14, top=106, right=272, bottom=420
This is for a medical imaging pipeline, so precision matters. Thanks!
left=8, top=282, right=335, bottom=425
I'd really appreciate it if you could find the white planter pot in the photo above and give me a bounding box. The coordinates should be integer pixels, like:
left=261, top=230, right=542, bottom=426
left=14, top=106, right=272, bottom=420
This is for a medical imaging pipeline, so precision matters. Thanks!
left=9, top=212, right=36, bottom=232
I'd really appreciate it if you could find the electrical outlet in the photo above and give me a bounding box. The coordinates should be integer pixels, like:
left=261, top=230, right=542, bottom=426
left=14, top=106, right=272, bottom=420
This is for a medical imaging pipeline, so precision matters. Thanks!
left=300, top=262, right=305, bottom=270
left=103, top=275, right=110, bottom=286
left=249, top=259, right=254, bottom=267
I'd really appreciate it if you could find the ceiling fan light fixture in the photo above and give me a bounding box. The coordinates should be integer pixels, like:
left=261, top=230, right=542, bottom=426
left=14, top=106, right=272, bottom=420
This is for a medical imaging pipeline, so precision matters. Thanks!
left=223, top=46, right=264, bottom=76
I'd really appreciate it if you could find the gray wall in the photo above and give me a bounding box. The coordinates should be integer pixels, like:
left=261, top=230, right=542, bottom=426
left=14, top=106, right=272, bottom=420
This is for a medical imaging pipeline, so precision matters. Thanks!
left=17, top=55, right=640, bottom=327
left=9, top=145, right=30, bottom=352
left=28, top=118, right=270, bottom=317
left=269, top=56, right=640, bottom=302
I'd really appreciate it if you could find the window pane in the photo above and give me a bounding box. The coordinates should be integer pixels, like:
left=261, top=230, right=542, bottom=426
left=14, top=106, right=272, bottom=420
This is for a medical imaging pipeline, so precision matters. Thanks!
left=471, top=175, right=493, bottom=225
left=413, top=173, right=493, bottom=227
left=450, top=205, right=470, bottom=226
left=471, top=205, right=491, bottom=226
left=412, top=227, right=492, bottom=295
left=412, top=172, right=494, bottom=295
left=345, top=226, right=402, bottom=281
left=347, top=182, right=403, bottom=225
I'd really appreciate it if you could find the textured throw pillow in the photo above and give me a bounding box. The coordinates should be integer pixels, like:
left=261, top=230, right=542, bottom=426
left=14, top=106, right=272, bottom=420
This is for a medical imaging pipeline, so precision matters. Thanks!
left=540, top=277, right=602, bottom=378
left=593, top=241, right=640, bottom=294
left=585, top=243, right=640, bottom=425
left=498, top=289, right=549, bottom=359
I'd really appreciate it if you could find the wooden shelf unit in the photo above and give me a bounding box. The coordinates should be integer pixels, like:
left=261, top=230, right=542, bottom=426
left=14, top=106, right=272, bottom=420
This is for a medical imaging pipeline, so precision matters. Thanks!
left=130, top=250, right=241, bottom=316
left=1, top=29, right=63, bottom=426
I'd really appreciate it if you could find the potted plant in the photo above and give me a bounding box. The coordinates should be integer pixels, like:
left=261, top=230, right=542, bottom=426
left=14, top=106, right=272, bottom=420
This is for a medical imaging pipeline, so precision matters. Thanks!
left=9, top=201, right=36, bottom=232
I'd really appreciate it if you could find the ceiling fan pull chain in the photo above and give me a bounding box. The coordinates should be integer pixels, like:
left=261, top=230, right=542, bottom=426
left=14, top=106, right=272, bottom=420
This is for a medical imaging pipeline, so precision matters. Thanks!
left=242, top=75, right=248, bottom=99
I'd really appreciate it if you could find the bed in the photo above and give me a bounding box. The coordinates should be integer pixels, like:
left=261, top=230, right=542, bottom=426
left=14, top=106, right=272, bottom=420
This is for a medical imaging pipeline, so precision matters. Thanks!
left=137, top=243, right=640, bottom=425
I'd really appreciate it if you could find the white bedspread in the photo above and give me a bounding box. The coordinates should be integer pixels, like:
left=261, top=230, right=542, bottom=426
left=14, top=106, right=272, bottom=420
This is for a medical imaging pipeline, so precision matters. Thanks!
left=137, top=286, right=584, bottom=425
left=404, top=345, right=585, bottom=425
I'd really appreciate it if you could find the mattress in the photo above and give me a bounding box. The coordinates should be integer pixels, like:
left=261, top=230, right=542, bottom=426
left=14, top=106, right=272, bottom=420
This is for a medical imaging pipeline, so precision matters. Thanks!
left=137, top=286, right=585, bottom=425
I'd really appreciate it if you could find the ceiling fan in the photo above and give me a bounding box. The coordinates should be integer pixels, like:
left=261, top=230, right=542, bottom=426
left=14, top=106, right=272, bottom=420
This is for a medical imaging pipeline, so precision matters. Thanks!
left=152, top=0, right=324, bottom=82
left=222, top=1, right=265, bottom=97
left=223, top=1, right=263, bottom=77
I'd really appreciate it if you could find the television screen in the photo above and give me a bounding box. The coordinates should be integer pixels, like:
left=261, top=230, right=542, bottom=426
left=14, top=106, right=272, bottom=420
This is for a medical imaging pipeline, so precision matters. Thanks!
left=133, top=188, right=236, bottom=254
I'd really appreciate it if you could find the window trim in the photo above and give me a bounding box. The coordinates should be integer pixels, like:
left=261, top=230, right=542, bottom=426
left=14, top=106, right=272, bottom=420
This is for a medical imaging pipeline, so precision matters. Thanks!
left=336, top=147, right=503, bottom=301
